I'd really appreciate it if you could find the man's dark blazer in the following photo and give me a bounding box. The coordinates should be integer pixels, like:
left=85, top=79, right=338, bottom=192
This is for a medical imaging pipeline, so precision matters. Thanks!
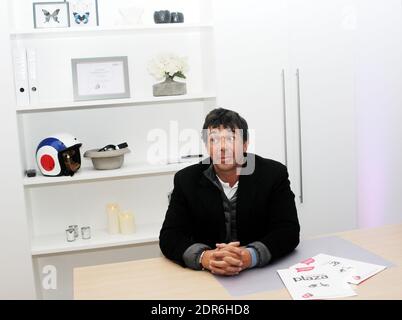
left=159, top=153, right=300, bottom=267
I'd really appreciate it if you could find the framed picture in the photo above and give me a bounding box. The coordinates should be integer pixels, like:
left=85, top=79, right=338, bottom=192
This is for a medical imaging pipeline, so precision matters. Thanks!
left=67, top=0, right=99, bottom=27
left=71, top=57, right=131, bottom=101
left=33, top=2, right=70, bottom=29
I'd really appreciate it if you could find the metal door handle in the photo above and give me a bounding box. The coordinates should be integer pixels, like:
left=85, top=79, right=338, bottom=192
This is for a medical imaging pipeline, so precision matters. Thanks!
left=281, top=69, right=288, bottom=167
left=296, top=68, right=304, bottom=204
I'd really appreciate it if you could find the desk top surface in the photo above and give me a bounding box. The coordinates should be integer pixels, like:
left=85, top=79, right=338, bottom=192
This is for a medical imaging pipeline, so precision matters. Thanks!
left=74, top=224, right=402, bottom=299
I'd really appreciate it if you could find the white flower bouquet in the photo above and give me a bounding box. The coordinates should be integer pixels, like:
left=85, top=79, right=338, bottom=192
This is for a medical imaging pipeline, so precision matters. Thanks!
left=148, top=53, right=189, bottom=81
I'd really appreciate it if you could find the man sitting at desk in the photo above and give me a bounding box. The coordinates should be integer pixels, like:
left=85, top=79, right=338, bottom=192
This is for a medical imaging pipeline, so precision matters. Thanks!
left=159, top=108, right=300, bottom=276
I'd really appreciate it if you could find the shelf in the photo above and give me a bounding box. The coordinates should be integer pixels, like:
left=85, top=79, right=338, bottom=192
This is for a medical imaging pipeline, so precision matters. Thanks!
left=23, top=160, right=201, bottom=187
left=10, top=23, right=214, bottom=39
left=31, top=223, right=161, bottom=256
left=16, top=93, right=217, bottom=113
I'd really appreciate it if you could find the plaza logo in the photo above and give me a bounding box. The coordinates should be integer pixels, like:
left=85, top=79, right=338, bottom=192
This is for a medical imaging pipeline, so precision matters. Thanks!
left=292, top=274, right=329, bottom=282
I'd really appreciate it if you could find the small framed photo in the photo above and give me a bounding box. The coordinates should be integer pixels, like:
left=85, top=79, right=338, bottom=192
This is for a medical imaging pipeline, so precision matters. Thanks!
left=67, top=0, right=99, bottom=27
left=33, top=2, right=70, bottom=29
left=71, top=56, right=131, bottom=101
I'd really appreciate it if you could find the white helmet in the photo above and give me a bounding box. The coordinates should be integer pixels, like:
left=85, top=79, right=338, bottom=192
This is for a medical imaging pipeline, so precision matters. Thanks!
left=36, top=133, right=82, bottom=177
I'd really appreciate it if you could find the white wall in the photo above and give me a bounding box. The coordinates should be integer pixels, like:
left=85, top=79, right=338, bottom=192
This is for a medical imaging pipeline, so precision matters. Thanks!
left=0, top=0, right=36, bottom=299
left=355, top=0, right=402, bottom=228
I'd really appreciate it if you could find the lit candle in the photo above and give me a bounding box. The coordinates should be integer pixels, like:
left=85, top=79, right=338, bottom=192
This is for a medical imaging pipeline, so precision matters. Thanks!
left=119, top=211, right=135, bottom=235
left=106, top=203, right=120, bottom=234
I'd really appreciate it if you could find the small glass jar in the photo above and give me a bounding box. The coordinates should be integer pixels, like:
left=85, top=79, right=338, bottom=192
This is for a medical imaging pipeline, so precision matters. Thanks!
left=81, top=226, right=91, bottom=240
left=66, top=228, right=76, bottom=242
left=69, top=225, right=79, bottom=238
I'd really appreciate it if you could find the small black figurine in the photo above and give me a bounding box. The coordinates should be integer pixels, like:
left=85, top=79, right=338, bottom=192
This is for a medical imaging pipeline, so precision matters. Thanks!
left=25, top=169, right=37, bottom=177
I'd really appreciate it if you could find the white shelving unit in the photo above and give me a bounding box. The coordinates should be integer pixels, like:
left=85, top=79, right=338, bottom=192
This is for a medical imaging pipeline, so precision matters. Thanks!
left=16, top=93, right=216, bottom=113
left=26, top=159, right=201, bottom=260
left=10, top=23, right=214, bottom=39
left=31, top=223, right=161, bottom=256
left=23, top=160, right=199, bottom=186
left=7, top=0, right=216, bottom=299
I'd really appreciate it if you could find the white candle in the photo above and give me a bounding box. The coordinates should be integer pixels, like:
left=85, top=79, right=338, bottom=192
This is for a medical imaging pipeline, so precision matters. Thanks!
left=119, top=211, right=135, bottom=235
left=106, top=203, right=120, bottom=234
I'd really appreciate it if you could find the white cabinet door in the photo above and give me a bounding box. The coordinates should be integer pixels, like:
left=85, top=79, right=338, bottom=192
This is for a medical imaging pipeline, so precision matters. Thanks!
left=286, top=0, right=358, bottom=237
left=212, top=0, right=290, bottom=163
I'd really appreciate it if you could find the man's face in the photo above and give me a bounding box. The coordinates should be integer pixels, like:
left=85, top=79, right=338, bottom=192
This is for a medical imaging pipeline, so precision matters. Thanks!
left=206, top=125, right=248, bottom=172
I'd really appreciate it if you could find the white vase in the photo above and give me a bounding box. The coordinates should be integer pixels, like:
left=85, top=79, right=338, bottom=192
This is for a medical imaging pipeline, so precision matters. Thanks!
left=152, top=77, right=187, bottom=97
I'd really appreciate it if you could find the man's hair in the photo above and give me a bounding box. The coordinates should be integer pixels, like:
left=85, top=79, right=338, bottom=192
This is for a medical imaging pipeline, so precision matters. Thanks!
left=202, top=108, right=248, bottom=143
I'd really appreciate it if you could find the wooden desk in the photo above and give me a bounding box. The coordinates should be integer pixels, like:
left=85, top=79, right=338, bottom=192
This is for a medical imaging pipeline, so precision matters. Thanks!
left=74, top=224, right=402, bottom=299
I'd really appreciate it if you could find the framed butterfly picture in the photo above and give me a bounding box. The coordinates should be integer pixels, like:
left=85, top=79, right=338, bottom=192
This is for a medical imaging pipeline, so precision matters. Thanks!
left=33, top=2, right=70, bottom=29
left=67, top=0, right=99, bottom=27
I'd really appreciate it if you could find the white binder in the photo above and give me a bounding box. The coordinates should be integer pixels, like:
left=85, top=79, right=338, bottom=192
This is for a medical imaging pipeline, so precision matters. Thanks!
left=12, top=48, right=30, bottom=107
left=27, top=48, right=39, bottom=105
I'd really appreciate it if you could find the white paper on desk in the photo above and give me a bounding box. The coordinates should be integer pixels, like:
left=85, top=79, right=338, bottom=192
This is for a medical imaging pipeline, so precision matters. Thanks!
left=290, top=254, right=387, bottom=285
left=277, top=266, right=357, bottom=300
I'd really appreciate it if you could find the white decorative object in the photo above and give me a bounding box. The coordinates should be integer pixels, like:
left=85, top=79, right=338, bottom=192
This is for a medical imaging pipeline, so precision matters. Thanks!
left=106, top=203, right=120, bottom=234
left=116, top=6, right=144, bottom=26
left=148, top=53, right=188, bottom=97
left=119, top=211, right=135, bottom=235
